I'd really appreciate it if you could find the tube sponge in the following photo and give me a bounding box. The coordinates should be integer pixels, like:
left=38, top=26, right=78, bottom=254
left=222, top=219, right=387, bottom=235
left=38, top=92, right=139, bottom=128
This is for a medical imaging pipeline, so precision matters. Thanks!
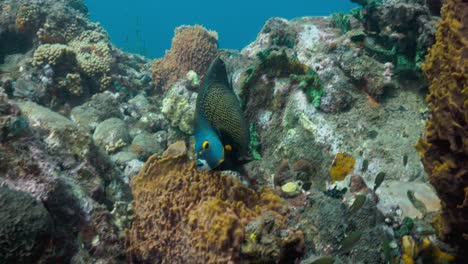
left=151, top=25, right=218, bottom=90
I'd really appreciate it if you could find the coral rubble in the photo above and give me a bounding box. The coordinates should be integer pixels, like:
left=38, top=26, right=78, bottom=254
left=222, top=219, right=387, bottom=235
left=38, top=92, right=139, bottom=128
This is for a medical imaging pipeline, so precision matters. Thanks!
left=415, top=0, right=468, bottom=257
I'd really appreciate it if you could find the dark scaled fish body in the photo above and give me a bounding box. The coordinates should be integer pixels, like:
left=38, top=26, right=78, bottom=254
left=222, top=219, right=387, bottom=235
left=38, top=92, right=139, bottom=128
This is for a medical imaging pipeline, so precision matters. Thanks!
left=194, top=56, right=249, bottom=170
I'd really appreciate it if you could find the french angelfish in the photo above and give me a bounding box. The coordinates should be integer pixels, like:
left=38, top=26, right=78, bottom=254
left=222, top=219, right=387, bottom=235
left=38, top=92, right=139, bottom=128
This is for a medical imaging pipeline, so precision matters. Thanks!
left=194, top=56, right=249, bottom=170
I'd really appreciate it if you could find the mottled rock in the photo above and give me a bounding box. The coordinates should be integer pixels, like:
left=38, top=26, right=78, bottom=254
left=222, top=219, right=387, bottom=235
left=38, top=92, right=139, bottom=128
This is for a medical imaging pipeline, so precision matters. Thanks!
left=0, top=187, right=52, bottom=263
left=135, top=112, right=168, bottom=133
left=127, top=93, right=151, bottom=115
left=123, top=159, right=144, bottom=183
left=111, top=151, right=139, bottom=169
left=130, top=132, right=165, bottom=160
left=93, top=118, right=130, bottom=153
left=319, top=89, right=354, bottom=113
left=17, top=100, right=92, bottom=159
left=70, top=92, right=121, bottom=132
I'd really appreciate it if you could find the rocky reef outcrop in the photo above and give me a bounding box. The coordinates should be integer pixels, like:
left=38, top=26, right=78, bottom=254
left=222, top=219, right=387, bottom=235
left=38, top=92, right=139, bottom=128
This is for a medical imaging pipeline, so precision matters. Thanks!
left=416, top=0, right=468, bottom=258
left=0, top=89, right=131, bottom=263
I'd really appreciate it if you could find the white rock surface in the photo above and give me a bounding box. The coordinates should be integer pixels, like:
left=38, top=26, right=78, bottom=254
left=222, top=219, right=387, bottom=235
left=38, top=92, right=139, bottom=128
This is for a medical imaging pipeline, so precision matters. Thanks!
left=376, top=180, right=441, bottom=219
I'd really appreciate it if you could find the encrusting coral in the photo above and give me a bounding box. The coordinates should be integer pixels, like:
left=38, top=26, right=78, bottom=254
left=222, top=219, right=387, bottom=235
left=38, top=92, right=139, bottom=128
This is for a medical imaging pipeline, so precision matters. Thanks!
left=151, top=25, right=218, bottom=90
left=415, top=0, right=468, bottom=258
left=127, top=141, right=304, bottom=263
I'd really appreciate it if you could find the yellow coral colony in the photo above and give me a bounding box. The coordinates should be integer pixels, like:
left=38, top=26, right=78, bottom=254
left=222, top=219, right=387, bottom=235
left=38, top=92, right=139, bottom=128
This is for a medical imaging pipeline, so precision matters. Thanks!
left=330, top=152, right=356, bottom=182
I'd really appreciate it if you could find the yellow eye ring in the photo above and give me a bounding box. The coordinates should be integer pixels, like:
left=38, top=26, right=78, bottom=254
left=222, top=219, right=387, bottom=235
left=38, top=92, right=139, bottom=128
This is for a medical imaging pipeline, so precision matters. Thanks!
left=202, top=141, right=210, bottom=150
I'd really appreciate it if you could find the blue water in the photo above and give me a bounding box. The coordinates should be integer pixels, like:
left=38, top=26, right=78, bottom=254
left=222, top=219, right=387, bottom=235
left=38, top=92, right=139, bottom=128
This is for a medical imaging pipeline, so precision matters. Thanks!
left=84, top=0, right=357, bottom=58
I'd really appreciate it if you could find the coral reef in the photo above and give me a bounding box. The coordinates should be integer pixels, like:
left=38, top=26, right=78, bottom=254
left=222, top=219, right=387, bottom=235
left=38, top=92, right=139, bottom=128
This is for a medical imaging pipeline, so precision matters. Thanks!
left=152, top=25, right=218, bottom=90
left=241, top=212, right=305, bottom=263
left=127, top=142, right=304, bottom=263
left=0, top=0, right=458, bottom=263
left=0, top=0, right=152, bottom=112
left=415, top=0, right=468, bottom=257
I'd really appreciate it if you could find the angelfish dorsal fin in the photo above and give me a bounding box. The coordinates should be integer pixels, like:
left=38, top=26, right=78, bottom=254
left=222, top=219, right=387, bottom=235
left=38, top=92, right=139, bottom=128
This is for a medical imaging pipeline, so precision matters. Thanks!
left=205, top=55, right=229, bottom=87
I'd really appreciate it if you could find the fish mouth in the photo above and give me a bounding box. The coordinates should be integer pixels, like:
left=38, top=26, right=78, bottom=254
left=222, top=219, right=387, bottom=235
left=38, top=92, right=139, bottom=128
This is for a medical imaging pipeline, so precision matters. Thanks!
left=196, top=159, right=211, bottom=170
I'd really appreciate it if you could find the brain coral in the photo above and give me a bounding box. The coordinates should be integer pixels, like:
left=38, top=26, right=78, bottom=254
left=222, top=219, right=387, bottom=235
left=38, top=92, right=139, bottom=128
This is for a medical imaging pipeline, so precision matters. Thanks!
left=151, top=25, right=218, bottom=90
left=127, top=141, right=304, bottom=263
left=415, top=0, right=468, bottom=255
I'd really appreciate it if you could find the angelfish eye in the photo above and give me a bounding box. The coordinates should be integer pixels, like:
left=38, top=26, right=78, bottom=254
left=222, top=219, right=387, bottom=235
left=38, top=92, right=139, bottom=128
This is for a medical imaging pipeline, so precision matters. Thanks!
left=202, top=141, right=210, bottom=150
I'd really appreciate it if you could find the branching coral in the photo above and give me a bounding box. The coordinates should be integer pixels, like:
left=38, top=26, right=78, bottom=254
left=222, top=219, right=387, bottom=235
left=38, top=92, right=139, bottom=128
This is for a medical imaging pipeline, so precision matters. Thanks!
left=151, top=25, right=218, bottom=90
left=127, top=141, right=304, bottom=263
left=415, top=0, right=468, bottom=257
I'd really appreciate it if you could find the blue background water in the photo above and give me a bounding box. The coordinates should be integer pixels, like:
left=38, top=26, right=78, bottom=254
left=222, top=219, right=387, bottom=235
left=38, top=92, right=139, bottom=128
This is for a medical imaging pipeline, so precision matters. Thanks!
left=84, top=0, right=357, bottom=58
